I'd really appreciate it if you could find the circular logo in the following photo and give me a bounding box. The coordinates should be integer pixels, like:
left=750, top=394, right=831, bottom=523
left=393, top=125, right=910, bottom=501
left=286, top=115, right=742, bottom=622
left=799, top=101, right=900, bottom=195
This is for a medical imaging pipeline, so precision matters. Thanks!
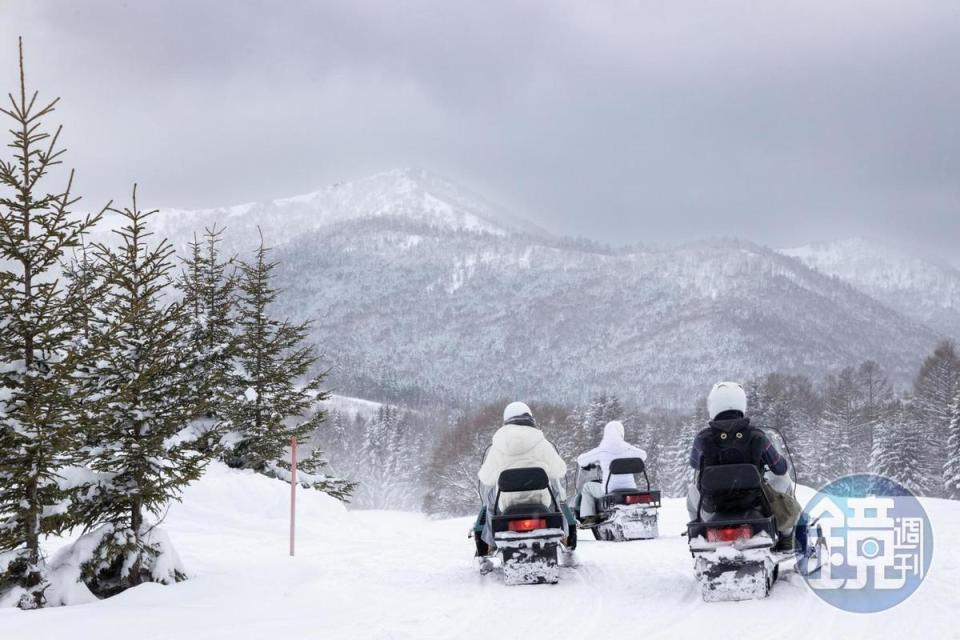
left=799, top=474, right=933, bottom=613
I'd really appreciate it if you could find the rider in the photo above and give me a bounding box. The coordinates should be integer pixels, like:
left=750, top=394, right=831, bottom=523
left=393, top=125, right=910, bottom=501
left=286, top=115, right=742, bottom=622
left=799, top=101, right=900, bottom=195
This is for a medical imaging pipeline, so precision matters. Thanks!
left=576, top=420, right=647, bottom=525
left=475, top=402, right=567, bottom=555
left=686, top=381, right=802, bottom=550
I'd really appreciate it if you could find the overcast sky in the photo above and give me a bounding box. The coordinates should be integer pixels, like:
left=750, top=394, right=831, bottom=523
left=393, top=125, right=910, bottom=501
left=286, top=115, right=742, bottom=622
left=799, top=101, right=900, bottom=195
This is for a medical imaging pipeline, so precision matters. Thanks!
left=1, top=1, right=958, bottom=259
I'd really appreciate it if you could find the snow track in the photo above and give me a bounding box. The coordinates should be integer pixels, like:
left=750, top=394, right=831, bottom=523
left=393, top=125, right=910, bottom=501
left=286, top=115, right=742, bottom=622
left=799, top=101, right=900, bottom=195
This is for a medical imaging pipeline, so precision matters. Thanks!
left=2, top=465, right=957, bottom=639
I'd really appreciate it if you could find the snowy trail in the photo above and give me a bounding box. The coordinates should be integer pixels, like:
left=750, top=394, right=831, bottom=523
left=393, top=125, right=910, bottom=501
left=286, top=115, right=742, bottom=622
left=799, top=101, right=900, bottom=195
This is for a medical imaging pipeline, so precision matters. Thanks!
left=2, top=465, right=958, bottom=640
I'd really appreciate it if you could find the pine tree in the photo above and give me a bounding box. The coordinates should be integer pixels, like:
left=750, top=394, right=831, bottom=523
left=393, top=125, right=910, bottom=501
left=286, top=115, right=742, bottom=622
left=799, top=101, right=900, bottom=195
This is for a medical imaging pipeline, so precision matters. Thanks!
left=352, top=405, right=415, bottom=508
left=225, top=233, right=352, bottom=500
left=311, top=409, right=365, bottom=488
left=578, top=393, right=623, bottom=449
left=178, top=225, right=237, bottom=451
left=870, top=400, right=928, bottom=495
left=0, top=40, right=103, bottom=609
left=660, top=411, right=699, bottom=498
left=62, top=240, right=103, bottom=346
left=943, top=386, right=960, bottom=499
left=75, top=187, right=208, bottom=595
left=913, top=341, right=960, bottom=496
left=820, top=369, right=861, bottom=481
left=855, top=360, right=892, bottom=473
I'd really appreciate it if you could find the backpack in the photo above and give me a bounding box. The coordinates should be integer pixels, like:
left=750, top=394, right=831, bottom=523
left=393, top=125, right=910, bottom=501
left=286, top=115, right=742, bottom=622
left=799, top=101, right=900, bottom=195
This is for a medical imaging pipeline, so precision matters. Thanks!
left=700, top=420, right=764, bottom=469
left=698, top=420, right=766, bottom=513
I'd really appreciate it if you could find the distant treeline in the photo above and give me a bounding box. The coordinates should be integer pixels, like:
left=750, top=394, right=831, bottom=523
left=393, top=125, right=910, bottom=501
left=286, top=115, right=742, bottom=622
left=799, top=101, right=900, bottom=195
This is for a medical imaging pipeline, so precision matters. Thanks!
left=316, top=341, right=960, bottom=516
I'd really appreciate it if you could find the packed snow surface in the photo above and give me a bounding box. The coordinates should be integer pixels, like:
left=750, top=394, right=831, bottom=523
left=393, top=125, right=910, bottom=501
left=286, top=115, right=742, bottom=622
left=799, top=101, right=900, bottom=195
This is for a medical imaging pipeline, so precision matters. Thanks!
left=3, top=464, right=957, bottom=639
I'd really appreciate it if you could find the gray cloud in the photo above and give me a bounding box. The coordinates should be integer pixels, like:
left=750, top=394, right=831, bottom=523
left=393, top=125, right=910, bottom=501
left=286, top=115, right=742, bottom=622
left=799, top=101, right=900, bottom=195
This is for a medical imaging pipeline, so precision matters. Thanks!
left=1, top=0, right=958, bottom=260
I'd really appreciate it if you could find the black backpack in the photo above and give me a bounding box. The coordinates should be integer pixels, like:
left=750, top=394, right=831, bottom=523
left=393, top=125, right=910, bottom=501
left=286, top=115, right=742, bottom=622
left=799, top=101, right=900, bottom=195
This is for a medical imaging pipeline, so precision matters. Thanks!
left=700, top=420, right=765, bottom=470
left=698, top=420, right=766, bottom=513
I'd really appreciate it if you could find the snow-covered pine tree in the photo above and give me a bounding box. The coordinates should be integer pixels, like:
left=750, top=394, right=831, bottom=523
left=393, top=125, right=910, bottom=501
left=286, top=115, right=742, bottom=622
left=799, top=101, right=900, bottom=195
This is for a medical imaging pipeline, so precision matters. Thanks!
left=913, top=341, right=960, bottom=496
left=660, top=410, right=700, bottom=498
left=75, top=186, right=208, bottom=595
left=354, top=406, right=393, bottom=508
left=870, top=400, right=929, bottom=495
left=549, top=405, right=585, bottom=478
left=820, top=369, right=861, bottom=482
left=0, top=40, right=104, bottom=609
left=352, top=405, right=426, bottom=509
left=62, top=240, right=109, bottom=454
left=855, top=361, right=892, bottom=473
left=580, top=392, right=623, bottom=447
left=178, top=225, right=238, bottom=451
left=311, top=409, right=366, bottom=488
left=943, top=385, right=960, bottom=499
left=224, top=234, right=352, bottom=500
left=62, top=240, right=103, bottom=346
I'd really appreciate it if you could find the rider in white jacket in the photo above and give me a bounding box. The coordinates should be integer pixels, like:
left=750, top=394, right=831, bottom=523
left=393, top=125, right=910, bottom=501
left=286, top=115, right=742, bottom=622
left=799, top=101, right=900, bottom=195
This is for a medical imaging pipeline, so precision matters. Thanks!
left=576, top=421, right=647, bottom=521
left=476, top=402, right=567, bottom=549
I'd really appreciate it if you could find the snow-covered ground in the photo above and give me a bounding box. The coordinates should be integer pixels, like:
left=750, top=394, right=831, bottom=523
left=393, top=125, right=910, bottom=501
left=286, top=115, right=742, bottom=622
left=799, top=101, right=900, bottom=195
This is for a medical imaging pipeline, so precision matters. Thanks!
left=3, top=465, right=958, bottom=639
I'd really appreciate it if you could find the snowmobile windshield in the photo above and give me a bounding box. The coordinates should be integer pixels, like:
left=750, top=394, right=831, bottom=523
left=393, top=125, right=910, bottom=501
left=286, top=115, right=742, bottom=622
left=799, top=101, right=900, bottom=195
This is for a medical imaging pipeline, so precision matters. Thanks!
left=759, top=427, right=798, bottom=495
left=574, top=465, right=601, bottom=492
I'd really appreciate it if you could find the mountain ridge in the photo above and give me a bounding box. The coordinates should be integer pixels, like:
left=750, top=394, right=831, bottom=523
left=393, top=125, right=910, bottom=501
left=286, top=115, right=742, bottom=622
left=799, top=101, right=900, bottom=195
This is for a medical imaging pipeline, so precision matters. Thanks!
left=782, top=237, right=960, bottom=339
left=108, top=169, right=950, bottom=408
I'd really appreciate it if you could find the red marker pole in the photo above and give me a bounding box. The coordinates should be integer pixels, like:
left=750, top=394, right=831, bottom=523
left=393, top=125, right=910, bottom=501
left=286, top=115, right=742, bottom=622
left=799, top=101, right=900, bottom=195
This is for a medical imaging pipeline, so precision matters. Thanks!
left=290, top=436, right=297, bottom=557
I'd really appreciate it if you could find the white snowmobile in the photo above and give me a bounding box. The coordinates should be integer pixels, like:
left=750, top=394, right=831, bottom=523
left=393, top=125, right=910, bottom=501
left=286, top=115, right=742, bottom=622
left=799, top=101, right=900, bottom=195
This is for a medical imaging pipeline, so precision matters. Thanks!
left=686, top=430, right=824, bottom=602
left=573, top=457, right=661, bottom=541
left=474, top=467, right=576, bottom=585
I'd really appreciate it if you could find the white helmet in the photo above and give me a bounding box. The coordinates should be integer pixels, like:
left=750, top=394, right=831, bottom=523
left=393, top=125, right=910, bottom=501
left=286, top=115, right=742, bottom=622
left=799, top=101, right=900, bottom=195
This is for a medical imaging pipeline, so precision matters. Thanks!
left=707, top=382, right=747, bottom=421
left=604, top=420, right=625, bottom=440
left=503, top=401, right=535, bottom=426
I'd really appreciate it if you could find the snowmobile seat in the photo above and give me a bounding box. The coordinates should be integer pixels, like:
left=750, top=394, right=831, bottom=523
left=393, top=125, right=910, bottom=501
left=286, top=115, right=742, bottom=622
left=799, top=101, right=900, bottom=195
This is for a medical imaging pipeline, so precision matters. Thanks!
left=598, top=457, right=661, bottom=509
left=497, top=467, right=550, bottom=493
left=608, top=457, right=645, bottom=476
left=604, top=457, right=652, bottom=494
left=491, top=468, right=565, bottom=533
left=687, top=463, right=777, bottom=542
left=699, top=463, right=763, bottom=494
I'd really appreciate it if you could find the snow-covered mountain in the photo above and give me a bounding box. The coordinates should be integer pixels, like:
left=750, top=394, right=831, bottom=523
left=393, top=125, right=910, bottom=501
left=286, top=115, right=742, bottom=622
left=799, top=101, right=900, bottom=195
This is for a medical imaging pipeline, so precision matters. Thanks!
left=782, top=238, right=960, bottom=339
left=126, top=168, right=545, bottom=254
left=138, top=170, right=946, bottom=408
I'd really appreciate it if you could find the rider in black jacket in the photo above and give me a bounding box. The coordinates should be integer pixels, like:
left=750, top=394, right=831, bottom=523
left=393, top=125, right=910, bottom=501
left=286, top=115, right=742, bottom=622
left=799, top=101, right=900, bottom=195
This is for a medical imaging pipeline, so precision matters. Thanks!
left=687, top=382, right=801, bottom=550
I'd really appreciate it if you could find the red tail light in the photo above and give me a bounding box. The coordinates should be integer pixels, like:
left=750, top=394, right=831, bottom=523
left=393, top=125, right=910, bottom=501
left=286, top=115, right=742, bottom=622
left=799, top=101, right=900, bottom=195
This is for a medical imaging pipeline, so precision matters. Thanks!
left=624, top=493, right=652, bottom=505
left=706, top=525, right=753, bottom=543
left=507, top=518, right=547, bottom=532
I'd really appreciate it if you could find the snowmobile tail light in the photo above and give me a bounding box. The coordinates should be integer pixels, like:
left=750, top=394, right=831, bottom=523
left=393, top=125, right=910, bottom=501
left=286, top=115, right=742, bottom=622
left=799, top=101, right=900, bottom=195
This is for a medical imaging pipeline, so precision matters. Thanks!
left=507, top=518, right=547, bottom=532
left=624, top=493, right=652, bottom=505
left=705, top=524, right=753, bottom=543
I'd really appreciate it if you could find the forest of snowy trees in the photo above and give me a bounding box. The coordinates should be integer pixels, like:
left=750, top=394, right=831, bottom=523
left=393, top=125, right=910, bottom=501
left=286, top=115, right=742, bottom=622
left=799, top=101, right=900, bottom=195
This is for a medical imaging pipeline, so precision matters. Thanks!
left=0, top=43, right=348, bottom=609
left=312, top=346, right=960, bottom=518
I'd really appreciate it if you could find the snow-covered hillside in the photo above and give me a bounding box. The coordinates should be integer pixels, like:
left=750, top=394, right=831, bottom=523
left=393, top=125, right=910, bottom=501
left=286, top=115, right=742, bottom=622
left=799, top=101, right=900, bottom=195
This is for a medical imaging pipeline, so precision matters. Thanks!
left=99, top=168, right=544, bottom=255
left=272, top=225, right=939, bottom=406
left=92, top=170, right=949, bottom=407
left=4, top=465, right=956, bottom=639
left=320, top=394, right=384, bottom=421
left=783, top=238, right=960, bottom=339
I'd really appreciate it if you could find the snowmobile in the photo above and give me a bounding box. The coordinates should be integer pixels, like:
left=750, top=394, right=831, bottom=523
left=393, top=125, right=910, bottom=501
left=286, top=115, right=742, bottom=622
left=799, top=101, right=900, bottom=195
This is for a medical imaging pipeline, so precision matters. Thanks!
left=686, top=429, right=824, bottom=602
left=572, top=457, right=661, bottom=541
left=472, top=467, right=576, bottom=585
